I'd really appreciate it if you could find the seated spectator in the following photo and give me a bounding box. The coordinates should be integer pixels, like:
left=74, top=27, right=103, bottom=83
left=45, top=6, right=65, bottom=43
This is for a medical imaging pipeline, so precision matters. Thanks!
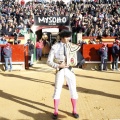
left=19, top=26, right=28, bottom=36
left=0, top=35, right=7, bottom=44
left=88, top=38, right=96, bottom=44
left=6, top=28, right=14, bottom=37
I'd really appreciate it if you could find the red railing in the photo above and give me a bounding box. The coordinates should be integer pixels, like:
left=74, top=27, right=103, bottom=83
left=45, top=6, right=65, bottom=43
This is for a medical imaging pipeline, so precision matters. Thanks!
left=82, top=44, right=120, bottom=62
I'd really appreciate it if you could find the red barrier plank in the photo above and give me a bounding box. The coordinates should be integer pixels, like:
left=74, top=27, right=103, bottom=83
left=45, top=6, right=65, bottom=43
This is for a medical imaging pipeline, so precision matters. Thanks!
left=82, top=44, right=120, bottom=62
left=83, top=44, right=102, bottom=61
left=0, top=45, right=29, bottom=69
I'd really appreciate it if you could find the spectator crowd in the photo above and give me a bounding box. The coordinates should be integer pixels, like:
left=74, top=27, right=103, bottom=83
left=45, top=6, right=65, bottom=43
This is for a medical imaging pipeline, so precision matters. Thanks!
left=0, top=0, right=119, bottom=41
left=70, top=0, right=120, bottom=38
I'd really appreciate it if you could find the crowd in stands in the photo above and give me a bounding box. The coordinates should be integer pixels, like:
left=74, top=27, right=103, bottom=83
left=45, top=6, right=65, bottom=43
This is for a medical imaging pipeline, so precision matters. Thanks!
left=0, top=0, right=120, bottom=42
left=70, top=1, right=120, bottom=40
left=0, top=0, right=33, bottom=38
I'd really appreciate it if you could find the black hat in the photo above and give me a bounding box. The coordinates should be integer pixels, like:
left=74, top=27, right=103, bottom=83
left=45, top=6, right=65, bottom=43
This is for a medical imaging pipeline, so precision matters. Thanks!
left=27, top=39, right=31, bottom=41
left=59, top=29, right=72, bottom=38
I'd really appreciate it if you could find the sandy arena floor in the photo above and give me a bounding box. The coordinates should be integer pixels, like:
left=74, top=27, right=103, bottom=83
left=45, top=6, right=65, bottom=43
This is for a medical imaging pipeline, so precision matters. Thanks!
left=0, top=61, right=120, bottom=120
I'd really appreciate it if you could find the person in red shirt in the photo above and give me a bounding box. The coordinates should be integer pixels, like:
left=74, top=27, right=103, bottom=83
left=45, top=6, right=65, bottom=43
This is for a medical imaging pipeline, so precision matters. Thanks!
left=36, top=39, right=44, bottom=61
left=20, top=0, right=25, bottom=7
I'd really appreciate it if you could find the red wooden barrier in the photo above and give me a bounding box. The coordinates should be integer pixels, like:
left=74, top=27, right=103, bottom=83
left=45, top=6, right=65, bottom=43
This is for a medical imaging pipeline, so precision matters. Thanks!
left=0, top=45, right=29, bottom=69
left=82, top=44, right=102, bottom=61
left=82, top=44, right=120, bottom=62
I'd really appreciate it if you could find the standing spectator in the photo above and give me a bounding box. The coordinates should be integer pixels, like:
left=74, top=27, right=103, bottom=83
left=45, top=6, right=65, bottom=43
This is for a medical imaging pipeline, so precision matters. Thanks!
left=77, top=50, right=86, bottom=69
left=2, top=43, right=12, bottom=72
left=29, top=40, right=34, bottom=67
left=36, top=39, right=44, bottom=61
left=98, top=43, right=108, bottom=71
left=47, top=30, right=79, bottom=119
left=111, top=40, right=120, bottom=71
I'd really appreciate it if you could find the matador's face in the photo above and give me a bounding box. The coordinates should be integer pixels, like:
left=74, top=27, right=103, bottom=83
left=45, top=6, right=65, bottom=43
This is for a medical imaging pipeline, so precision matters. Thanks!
left=61, top=37, right=71, bottom=44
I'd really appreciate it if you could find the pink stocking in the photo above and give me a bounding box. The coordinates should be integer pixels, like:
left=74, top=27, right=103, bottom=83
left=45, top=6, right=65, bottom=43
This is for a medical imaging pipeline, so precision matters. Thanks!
left=71, top=99, right=77, bottom=114
left=54, top=99, right=60, bottom=115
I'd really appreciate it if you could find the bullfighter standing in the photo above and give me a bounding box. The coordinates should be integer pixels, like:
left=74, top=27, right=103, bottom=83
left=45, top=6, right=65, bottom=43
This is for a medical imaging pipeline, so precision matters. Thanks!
left=47, top=29, right=80, bottom=119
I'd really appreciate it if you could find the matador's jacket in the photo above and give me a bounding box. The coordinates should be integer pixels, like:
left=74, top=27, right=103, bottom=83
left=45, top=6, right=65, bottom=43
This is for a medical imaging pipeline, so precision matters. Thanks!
left=47, top=41, right=80, bottom=70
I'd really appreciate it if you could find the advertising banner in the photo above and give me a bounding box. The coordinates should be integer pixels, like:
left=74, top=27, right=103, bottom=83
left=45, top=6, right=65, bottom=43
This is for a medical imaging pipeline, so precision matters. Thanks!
left=34, top=16, right=70, bottom=26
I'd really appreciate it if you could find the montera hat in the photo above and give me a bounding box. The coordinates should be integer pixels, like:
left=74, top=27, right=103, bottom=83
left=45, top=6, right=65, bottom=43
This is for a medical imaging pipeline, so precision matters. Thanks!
left=59, top=29, right=72, bottom=38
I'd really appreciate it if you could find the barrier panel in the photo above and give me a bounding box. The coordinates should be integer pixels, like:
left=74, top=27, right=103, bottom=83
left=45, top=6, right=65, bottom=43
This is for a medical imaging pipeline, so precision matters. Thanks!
left=82, top=44, right=120, bottom=62
left=0, top=45, right=29, bottom=70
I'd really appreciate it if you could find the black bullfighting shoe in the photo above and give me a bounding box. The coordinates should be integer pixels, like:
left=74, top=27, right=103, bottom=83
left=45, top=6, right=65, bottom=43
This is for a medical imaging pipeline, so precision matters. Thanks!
left=66, top=84, right=68, bottom=87
left=72, top=113, right=79, bottom=118
left=52, top=114, right=58, bottom=119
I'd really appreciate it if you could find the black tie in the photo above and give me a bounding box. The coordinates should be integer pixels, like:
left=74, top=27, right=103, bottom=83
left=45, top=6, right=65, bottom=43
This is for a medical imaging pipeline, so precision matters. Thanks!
left=63, top=44, right=67, bottom=62
left=63, top=44, right=66, bottom=56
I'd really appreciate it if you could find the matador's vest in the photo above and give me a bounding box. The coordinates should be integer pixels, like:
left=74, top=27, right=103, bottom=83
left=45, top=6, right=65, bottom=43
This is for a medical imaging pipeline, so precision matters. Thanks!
left=66, top=42, right=80, bottom=66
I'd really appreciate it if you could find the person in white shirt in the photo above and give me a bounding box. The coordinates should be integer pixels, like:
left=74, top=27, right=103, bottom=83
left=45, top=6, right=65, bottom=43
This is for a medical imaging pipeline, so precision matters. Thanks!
left=47, top=29, right=80, bottom=119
